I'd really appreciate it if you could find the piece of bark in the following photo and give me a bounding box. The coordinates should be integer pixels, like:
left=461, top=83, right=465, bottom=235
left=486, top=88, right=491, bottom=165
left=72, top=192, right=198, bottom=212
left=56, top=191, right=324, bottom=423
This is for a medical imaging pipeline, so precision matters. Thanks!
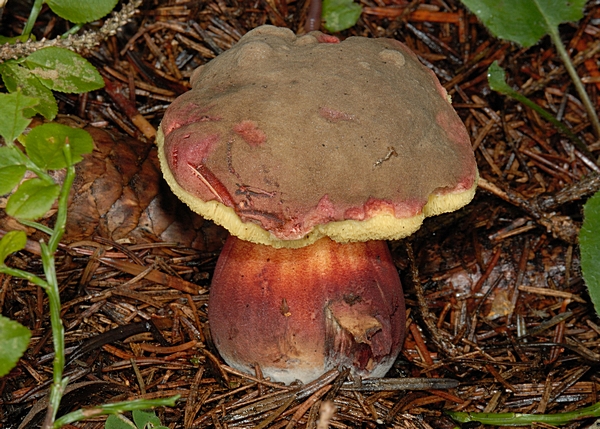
left=67, top=126, right=227, bottom=250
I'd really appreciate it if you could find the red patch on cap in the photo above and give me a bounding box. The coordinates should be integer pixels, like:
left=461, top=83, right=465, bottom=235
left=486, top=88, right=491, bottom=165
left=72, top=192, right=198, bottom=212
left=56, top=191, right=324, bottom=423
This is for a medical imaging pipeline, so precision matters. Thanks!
left=168, top=133, right=220, bottom=170
left=162, top=100, right=220, bottom=135
left=233, top=120, right=267, bottom=146
left=319, top=107, right=356, bottom=122
left=316, top=34, right=340, bottom=44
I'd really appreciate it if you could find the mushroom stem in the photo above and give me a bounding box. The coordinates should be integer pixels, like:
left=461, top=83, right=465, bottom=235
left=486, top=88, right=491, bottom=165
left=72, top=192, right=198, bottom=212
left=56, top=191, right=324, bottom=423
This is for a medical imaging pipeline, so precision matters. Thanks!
left=209, top=236, right=406, bottom=384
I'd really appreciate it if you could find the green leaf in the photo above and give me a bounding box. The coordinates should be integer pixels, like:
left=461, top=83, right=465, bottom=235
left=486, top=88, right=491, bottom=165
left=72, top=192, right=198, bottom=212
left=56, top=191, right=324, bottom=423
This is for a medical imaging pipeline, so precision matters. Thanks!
left=133, top=410, right=163, bottom=429
left=460, top=0, right=586, bottom=48
left=0, top=61, right=58, bottom=120
left=104, top=414, right=138, bottom=429
left=6, top=178, right=60, bottom=220
left=0, top=165, right=26, bottom=195
left=487, top=60, right=516, bottom=95
left=0, top=314, right=31, bottom=377
left=0, top=91, right=38, bottom=143
left=580, top=191, right=600, bottom=317
left=322, top=0, right=362, bottom=33
left=25, top=47, right=104, bottom=93
left=0, top=34, right=30, bottom=44
left=25, top=123, right=94, bottom=169
left=0, top=230, right=27, bottom=264
left=46, top=0, right=119, bottom=24
left=0, top=145, right=28, bottom=169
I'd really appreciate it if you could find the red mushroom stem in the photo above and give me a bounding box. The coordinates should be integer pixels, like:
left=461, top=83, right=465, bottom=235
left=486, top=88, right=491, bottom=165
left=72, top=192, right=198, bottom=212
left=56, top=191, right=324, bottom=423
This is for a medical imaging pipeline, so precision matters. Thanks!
left=209, top=236, right=406, bottom=384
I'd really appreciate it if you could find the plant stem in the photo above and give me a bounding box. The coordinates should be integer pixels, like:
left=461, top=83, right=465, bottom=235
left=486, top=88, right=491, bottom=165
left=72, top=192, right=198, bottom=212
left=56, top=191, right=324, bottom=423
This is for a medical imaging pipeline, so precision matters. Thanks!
left=21, top=0, right=44, bottom=39
left=61, top=24, right=81, bottom=38
left=447, top=400, right=600, bottom=426
left=40, top=241, right=67, bottom=429
left=0, top=265, right=48, bottom=289
left=41, top=146, right=75, bottom=429
left=48, top=145, right=74, bottom=253
left=53, top=395, right=180, bottom=427
left=509, top=90, right=595, bottom=160
left=19, top=219, right=54, bottom=236
left=548, top=23, right=600, bottom=139
left=5, top=142, right=56, bottom=185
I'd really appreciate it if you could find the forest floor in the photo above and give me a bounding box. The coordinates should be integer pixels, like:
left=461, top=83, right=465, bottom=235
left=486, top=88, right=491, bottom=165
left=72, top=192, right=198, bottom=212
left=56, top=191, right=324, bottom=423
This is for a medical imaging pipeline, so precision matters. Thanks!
left=1, top=0, right=600, bottom=428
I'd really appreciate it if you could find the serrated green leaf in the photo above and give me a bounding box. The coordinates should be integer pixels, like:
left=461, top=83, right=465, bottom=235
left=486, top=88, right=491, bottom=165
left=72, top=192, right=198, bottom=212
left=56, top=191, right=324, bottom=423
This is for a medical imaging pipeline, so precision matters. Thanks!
left=47, top=0, right=119, bottom=24
left=133, top=410, right=162, bottom=428
left=0, top=230, right=27, bottom=264
left=580, top=191, right=600, bottom=317
left=460, top=0, right=586, bottom=48
left=0, top=61, right=58, bottom=120
left=322, top=0, right=362, bottom=33
left=25, top=123, right=94, bottom=170
left=25, top=47, right=104, bottom=93
left=104, top=414, right=138, bottom=429
left=0, top=314, right=31, bottom=377
left=0, top=91, right=38, bottom=143
left=6, top=178, right=60, bottom=220
left=0, top=165, right=26, bottom=195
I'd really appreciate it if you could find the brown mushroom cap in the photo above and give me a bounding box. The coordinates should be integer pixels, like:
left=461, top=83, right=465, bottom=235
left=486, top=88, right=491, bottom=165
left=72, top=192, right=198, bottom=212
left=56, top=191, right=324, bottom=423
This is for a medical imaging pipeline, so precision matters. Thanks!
left=157, top=25, right=477, bottom=248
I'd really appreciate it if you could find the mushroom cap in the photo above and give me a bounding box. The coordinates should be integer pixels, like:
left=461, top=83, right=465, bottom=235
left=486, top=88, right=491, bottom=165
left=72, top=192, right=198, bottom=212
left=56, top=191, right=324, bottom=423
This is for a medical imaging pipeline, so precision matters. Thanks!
left=157, top=25, right=477, bottom=248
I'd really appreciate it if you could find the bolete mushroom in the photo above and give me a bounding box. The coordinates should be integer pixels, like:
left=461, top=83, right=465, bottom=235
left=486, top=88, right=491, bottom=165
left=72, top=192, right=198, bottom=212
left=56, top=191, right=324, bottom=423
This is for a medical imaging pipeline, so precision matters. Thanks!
left=157, top=25, right=477, bottom=384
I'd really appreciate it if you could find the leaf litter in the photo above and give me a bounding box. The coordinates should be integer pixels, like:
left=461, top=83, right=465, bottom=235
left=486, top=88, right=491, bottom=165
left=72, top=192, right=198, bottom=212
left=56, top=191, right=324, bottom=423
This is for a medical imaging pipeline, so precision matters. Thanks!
left=1, top=0, right=600, bottom=428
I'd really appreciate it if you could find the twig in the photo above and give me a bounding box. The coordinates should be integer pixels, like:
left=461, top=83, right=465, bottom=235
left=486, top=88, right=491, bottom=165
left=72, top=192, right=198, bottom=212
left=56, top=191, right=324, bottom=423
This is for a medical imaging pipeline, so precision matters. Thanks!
left=0, top=0, right=142, bottom=62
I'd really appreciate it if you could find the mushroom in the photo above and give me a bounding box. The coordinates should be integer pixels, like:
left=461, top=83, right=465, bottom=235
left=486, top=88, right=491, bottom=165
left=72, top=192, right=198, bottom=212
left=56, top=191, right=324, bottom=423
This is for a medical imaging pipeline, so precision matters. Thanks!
left=157, top=25, right=478, bottom=384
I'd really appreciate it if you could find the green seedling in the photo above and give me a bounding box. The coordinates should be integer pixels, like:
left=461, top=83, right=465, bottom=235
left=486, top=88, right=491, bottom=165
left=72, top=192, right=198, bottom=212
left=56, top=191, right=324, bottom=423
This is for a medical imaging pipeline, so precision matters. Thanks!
left=0, top=93, right=178, bottom=429
left=487, top=60, right=592, bottom=158
left=460, top=0, right=600, bottom=139
left=0, top=2, right=179, bottom=428
left=446, top=2, right=600, bottom=426
left=0, top=90, right=92, bottom=426
left=0, top=0, right=112, bottom=120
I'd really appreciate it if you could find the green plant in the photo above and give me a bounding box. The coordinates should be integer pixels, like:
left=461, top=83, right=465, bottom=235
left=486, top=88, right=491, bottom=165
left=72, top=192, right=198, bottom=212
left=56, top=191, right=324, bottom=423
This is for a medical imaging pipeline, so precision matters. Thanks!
left=0, top=90, right=91, bottom=426
left=486, top=60, right=592, bottom=157
left=0, top=2, right=178, bottom=428
left=580, top=190, right=600, bottom=317
left=0, top=311, right=31, bottom=377
left=104, top=409, right=169, bottom=429
left=447, top=400, right=600, bottom=426
left=0, top=0, right=112, bottom=120
left=11, top=0, right=120, bottom=42
left=444, top=2, right=600, bottom=426
left=459, top=0, right=600, bottom=317
left=460, top=0, right=600, bottom=141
